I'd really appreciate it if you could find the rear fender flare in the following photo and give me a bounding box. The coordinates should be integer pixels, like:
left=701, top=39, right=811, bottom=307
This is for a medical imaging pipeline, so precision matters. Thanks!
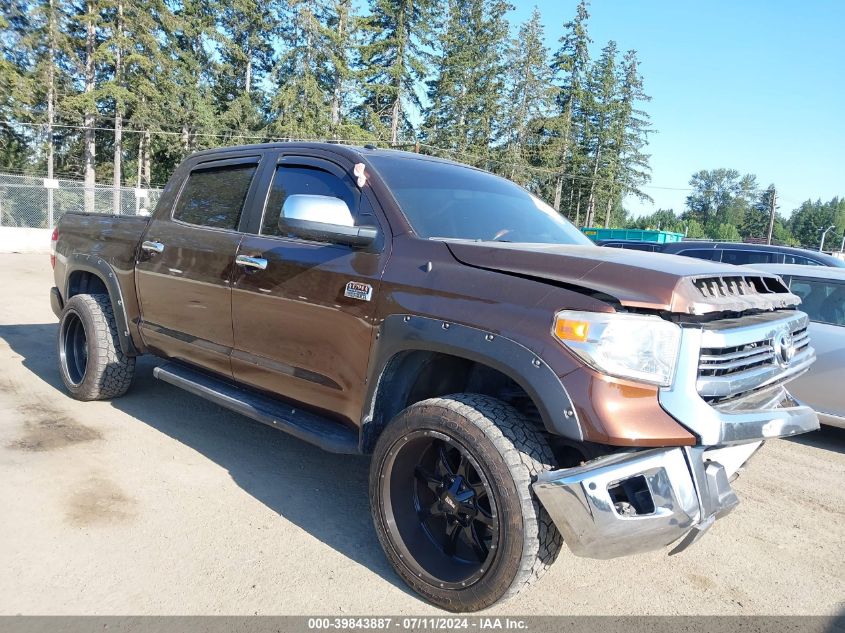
left=63, top=253, right=138, bottom=356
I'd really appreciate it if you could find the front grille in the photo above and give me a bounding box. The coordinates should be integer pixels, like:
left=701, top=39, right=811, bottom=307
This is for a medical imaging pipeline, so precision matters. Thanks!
left=699, top=326, right=809, bottom=378
left=696, top=314, right=812, bottom=403
left=692, top=275, right=790, bottom=300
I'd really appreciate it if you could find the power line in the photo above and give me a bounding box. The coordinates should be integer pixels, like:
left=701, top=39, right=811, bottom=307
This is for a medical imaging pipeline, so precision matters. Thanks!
left=1, top=117, right=798, bottom=198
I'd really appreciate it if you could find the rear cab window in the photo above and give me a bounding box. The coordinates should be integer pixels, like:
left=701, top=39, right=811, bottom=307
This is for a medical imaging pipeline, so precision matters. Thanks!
left=173, top=160, right=259, bottom=230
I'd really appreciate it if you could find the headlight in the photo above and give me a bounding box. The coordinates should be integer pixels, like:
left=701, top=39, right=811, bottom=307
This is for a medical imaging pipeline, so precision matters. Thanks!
left=552, top=310, right=681, bottom=386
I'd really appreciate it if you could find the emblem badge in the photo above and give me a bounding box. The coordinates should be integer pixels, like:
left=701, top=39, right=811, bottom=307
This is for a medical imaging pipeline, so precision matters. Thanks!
left=772, top=328, right=796, bottom=367
left=344, top=281, right=373, bottom=302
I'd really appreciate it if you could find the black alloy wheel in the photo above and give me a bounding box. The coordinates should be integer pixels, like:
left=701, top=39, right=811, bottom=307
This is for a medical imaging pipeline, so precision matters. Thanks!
left=383, top=430, right=500, bottom=589
left=60, top=309, right=89, bottom=386
left=370, top=395, right=562, bottom=612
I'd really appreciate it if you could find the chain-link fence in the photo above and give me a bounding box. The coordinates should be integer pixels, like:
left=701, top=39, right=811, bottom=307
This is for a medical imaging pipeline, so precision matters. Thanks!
left=0, top=173, right=163, bottom=229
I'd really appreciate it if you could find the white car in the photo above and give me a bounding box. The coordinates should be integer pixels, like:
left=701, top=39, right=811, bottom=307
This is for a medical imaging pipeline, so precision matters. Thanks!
left=749, top=263, right=845, bottom=429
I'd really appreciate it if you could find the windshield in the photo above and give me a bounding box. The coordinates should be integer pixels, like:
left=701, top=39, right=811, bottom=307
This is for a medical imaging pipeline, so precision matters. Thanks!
left=368, top=155, right=592, bottom=245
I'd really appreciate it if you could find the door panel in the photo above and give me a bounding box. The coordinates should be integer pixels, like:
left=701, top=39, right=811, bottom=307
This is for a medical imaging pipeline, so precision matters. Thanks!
left=231, top=156, right=385, bottom=425
left=786, top=276, right=845, bottom=418
left=136, top=221, right=242, bottom=377
left=788, top=322, right=845, bottom=417
left=232, top=238, right=381, bottom=423
left=135, top=157, right=261, bottom=378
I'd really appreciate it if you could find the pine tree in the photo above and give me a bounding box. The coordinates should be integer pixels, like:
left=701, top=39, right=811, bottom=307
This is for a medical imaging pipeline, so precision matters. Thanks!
left=357, top=0, right=435, bottom=144
left=499, top=9, right=553, bottom=185
left=81, top=0, right=97, bottom=211
left=423, top=0, right=510, bottom=161
left=269, top=0, right=333, bottom=139
left=600, top=49, right=652, bottom=227
left=580, top=40, right=618, bottom=227
left=323, top=0, right=357, bottom=135
left=547, top=0, right=590, bottom=211
left=96, top=0, right=130, bottom=209
left=212, top=0, right=277, bottom=134
left=167, top=0, right=219, bottom=156
left=1, top=3, right=36, bottom=173
left=6, top=0, right=75, bottom=181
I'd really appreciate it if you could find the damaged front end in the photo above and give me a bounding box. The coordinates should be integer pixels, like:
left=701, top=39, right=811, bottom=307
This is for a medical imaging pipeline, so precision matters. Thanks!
left=533, top=443, right=758, bottom=559
left=534, top=304, right=818, bottom=560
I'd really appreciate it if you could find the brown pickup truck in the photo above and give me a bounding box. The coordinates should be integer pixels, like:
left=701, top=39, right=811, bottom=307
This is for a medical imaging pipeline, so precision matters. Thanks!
left=50, top=142, right=819, bottom=611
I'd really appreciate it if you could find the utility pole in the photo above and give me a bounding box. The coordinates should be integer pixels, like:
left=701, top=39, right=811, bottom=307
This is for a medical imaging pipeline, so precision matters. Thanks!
left=819, top=225, right=835, bottom=252
left=46, top=0, right=56, bottom=228
left=766, top=187, right=777, bottom=245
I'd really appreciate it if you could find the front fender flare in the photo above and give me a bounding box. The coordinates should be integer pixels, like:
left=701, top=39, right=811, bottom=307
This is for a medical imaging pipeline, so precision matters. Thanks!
left=361, top=314, right=582, bottom=449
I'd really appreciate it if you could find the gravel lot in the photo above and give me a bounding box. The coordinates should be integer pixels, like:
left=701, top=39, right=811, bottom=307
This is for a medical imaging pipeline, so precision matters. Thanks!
left=0, top=253, right=843, bottom=616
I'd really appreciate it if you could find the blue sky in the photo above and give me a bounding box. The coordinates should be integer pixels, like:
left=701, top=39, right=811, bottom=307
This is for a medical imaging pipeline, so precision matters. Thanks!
left=508, top=0, right=845, bottom=218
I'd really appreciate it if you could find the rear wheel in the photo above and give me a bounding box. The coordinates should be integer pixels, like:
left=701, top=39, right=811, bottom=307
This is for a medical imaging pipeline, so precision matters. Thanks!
left=369, top=394, right=562, bottom=612
left=58, top=293, right=135, bottom=401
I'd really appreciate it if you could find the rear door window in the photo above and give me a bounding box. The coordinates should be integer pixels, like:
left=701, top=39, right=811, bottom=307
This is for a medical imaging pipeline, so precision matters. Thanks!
left=173, top=162, right=258, bottom=230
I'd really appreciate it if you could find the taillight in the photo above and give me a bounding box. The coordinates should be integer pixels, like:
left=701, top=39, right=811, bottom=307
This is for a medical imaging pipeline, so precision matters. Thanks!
left=50, top=227, right=59, bottom=269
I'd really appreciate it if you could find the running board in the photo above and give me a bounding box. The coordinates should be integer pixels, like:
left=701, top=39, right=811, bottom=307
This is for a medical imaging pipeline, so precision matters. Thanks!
left=153, top=362, right=359, bottom=454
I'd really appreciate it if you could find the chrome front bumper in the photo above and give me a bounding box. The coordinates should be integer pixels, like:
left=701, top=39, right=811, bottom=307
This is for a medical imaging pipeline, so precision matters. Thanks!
left=533, top=444, right=760, bottom=559
left=660, top=311, right=819, bottom=446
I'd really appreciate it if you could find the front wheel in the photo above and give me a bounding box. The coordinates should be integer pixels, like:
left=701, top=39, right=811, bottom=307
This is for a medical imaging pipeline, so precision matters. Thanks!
left=369, top=394, right=562, bottom=612
left=58, top=293, right=136, bottom=401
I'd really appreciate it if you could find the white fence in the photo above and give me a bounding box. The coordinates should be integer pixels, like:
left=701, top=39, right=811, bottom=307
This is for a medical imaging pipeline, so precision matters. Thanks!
left=0, top=173, right=163, bottom=229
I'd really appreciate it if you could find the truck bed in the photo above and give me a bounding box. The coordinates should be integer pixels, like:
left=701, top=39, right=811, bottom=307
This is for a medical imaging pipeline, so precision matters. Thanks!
left=53, top=212, right=150, bottom=352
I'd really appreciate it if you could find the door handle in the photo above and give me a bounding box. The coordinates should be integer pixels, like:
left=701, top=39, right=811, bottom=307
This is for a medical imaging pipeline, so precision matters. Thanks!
left=141, top=240, right=165, bottom=254
left=235, top=255, right=268, bottom=270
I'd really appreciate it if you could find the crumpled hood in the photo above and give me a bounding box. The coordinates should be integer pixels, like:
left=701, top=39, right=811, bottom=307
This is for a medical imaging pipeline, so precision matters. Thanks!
left=445, top=241, right=800, bottom=315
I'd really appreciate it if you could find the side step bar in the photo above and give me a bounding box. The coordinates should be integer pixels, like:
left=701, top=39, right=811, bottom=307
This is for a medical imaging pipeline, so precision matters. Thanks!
left=153, top=362, right=359, bottom=454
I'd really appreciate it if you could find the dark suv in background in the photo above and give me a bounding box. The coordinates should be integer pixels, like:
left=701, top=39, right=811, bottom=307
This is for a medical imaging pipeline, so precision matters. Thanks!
left=599, top=240, right=845, bottom=267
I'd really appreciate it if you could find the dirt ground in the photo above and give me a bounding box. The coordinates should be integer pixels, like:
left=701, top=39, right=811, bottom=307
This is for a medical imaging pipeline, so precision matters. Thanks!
left=0, top=253, right=843, bottom=615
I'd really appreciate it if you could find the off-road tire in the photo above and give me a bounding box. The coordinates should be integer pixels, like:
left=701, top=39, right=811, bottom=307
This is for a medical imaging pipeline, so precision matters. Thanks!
left=369, top=394, right=562, bottom=612
left=57, top=293, right=135, bottom=401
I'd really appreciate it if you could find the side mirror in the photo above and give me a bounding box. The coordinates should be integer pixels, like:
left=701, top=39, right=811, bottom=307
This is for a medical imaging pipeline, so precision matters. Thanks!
left=279, top=194, right=378, bottom=247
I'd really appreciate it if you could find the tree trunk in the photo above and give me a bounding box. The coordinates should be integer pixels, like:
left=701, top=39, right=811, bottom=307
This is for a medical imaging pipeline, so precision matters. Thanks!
left=390, top=97, right=400, bottom=146
left=574, top=185, right=582, bottom=227
left=135, top=131, right=143, bottom=215
left=567, top=180, right=575, bottom=220
left=142, top=129, right=151, bottom=188
left=112, top=0, right=123, bottom=215
left=136, top=133, right=143, bottom=188
left=553, top=176, right=563, bottom=211
left=552, top=103, right=573, bottom=211
left=585, top=144, right=602, bottom=227
left=330, top=0, right=348, bottom=130
left=603, top=187, right=614, bottom=228
left=46, top=0, right=56, bottom=227
left=83, top=0, right=96, bottom=214
left=245, top=54, right=252, bottom=95
left=390, top=10, right=405, bottom=146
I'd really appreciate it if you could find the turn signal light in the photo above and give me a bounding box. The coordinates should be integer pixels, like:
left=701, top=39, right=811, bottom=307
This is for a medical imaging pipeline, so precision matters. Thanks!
left=554, top=318, right=590, bottom=342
